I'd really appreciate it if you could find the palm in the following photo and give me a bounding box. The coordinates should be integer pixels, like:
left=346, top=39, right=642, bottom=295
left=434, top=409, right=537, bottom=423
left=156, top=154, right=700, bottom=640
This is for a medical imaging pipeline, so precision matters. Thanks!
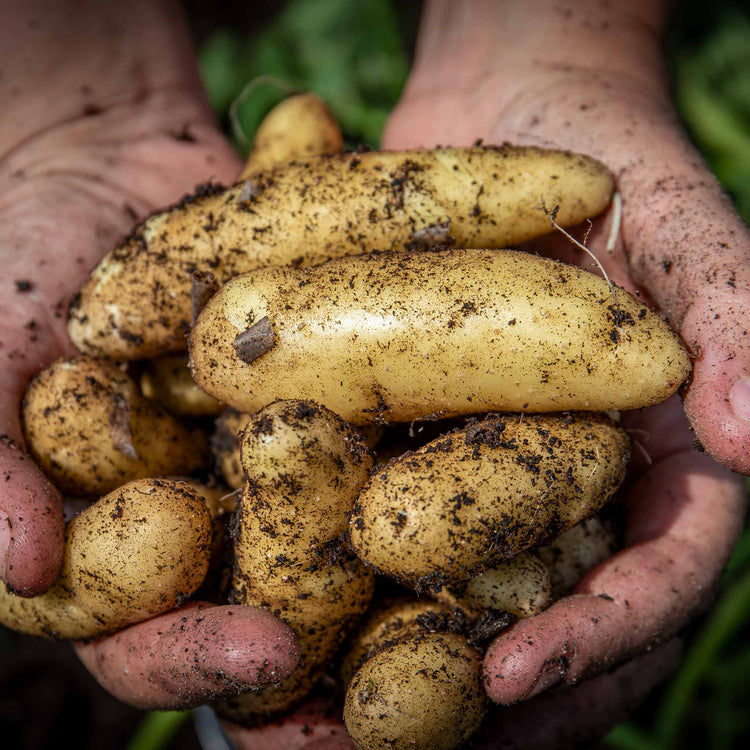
left=0, top=99, right=241, bottom=592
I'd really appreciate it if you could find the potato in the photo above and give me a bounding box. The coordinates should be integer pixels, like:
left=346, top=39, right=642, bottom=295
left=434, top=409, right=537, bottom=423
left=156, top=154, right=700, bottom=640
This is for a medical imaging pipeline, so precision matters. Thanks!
left=68, top=145, right=614, bottom=359
left=436, top=550, right=552, bottom=618
left=139, top=353, right=224, bottom=417
left=239, top=92, right=343, bottom=179
left=338, top=597, right=459, bottom=688
left=239, top=399, right=374, bottom=548
left=22, top=356, right=208, bottom=495
left=189, top=248, right=690, bottom=424
left=214, top=400, right=376, bottom=723
left=212, top=407, right=384, bottom=491
left=349, top=412, right=630, bottom=587
left=343, top=632, right=487, bottom=750
left=0, top=478, right=212, bottom=639
left=538, top=513, right=620, bottom=598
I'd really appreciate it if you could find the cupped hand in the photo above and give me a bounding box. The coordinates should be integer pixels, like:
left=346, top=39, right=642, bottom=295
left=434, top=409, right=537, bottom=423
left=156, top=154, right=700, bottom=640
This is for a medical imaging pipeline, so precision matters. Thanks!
left=1, top=0, right=298, bottom=709
left=377, top=0, right=748, bottom=744
left=223, top=1, right=748, bottom=747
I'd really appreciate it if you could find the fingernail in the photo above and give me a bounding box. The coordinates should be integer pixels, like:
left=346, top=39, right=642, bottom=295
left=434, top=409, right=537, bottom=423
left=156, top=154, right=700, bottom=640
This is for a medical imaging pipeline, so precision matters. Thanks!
left=527, top=655, right=568, bottom=698
left=730, top=377, right=750, bottom=421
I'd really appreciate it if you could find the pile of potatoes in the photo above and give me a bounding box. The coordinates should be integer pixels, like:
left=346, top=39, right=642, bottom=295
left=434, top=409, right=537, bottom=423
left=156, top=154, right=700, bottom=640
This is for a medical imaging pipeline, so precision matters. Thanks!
left=3, top=94, right=691, bottom=749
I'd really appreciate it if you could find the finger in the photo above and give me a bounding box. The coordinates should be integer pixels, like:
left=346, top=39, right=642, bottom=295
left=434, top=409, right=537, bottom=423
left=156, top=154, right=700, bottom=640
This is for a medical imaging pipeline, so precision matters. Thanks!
left=224, top=694, right=355, bottom=750
left=476, top=638, right=682, bottom=749
left=74, top=602, right=300, bottom=710
left=681, top=295, right=750, bottom=475
left=483, top=450, right=744, bottom=704
left=0, top=437, right=64, bottom=595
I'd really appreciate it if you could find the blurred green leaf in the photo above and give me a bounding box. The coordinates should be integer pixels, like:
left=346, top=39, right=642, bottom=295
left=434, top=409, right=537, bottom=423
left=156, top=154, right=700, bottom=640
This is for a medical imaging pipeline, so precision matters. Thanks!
left=125, top=711, right=189, bottom=750
left=198, top=0, right=408, bottom=153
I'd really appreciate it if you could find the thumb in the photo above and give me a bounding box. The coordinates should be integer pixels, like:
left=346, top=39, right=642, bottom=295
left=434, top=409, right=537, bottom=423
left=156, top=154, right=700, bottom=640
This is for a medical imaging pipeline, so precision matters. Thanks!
left=0, top=437, right=64, bottom=595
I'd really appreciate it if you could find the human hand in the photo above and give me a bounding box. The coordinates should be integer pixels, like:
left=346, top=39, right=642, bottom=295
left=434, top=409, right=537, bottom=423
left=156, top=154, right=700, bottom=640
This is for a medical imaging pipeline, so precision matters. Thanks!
left=1, top=0, right=298, bottom=708
left=377, top=0, right=748, bottom=743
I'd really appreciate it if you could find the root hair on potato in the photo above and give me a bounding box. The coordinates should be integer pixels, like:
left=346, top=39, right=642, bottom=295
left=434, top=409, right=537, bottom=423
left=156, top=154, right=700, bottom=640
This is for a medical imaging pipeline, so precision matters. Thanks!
left=606, top=191, right=622, bottom=254
left=541, top=197, right=613, bottom=291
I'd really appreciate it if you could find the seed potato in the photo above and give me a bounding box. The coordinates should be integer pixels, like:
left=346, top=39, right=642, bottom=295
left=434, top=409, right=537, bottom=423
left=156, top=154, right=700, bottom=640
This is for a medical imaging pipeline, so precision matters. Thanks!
left=189, top=249, right=690, bottom=424
left=68, top=146, right=614, bottom=359
left=22, top=356, right=208, bottom=495
left=0, top=478, right=212, bottom=639
left=349, top=412, right=630, bottom=587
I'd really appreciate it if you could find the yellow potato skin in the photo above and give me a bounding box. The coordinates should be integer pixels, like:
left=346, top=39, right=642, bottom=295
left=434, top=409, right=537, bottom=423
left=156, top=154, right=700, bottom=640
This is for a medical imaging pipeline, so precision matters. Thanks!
left=139, top=353, right=224, bottom=417
left=349, top=412, right=630, bottom=587
left=437, top=550, right=552, bottom=618
left=0, top=479, right=212, bottom=639
left=344, top=632, right=487, bottom=750
left=215, top=401, right=375, bottom=724
left=239, top=92, right=343, bottom=179
left=339, top=597, right=457, bottom=688
left=189, top=249, right=691, bottom=424
left=239, top=399, right=374, bottom=548
left=22, top=356, right=208, bottom=495
left=68, top=146, right=613, bottom=359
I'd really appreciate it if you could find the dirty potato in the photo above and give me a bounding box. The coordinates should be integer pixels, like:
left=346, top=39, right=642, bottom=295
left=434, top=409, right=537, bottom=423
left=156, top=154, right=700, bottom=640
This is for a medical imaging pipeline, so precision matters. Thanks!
left=349, top=412, right=630, bottom=587
left=0, top=478, right=212, bottom=639
left=189, top=249, right=690, bottom=424
left=68, top=146, right=614, bottom=359
left=23, top=356, right=208, bottom=495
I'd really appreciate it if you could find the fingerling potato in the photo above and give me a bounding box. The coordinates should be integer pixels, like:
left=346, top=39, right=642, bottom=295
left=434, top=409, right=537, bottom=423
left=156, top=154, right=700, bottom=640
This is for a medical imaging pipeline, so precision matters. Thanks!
left=189, top=248, right=690, bottom=424
left=349, top=412, right=630, bottom=587
left=69, top=145, right=614, bottom=359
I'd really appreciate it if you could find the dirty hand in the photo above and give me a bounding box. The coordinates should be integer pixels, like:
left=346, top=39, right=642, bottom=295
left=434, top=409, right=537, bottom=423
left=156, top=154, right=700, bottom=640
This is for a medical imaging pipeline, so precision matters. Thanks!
left=1, top=0, right=298, bottom=708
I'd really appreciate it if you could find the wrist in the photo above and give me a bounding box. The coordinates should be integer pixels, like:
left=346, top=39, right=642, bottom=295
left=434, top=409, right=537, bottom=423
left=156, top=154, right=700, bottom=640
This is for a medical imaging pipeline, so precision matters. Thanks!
left=394, top=0, right=671, bottom=134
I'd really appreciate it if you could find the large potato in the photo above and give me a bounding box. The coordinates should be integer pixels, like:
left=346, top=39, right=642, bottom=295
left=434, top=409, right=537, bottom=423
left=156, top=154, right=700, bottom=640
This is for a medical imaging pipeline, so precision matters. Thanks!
left=68, top=146, right=613, bottom=359
left=0, top=478, right=212, bottom=639
left=22, top=356, right=208, bottom=495
left=189, top=249, right=690, bottom=424
left=349, top=412, right=630, bottom=587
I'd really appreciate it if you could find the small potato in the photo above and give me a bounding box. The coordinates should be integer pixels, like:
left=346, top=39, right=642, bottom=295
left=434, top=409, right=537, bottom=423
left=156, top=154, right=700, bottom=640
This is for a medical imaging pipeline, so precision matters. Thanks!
left=189, top=249, right=690, bottom=424
left=343, top=632, right=487, bottom=750
left=0, top=478, right=212, bottom=639
left=212, top=409, right=252, bottom=490
left=349, top=412, right=630, bottom=587
left=139, top=353, right=224, bottom=417
left=437, top=550, right=552, bottom=618
left=239, top=399, right=374, bottom=548
left=239, top=92, right=343, bottom=179
left=339, top=596, right=460, bottom=688
left=68, top=146, right=614, bottom=359
left=538, top=514, right=620, bottom=598
left=23, top=356, right=208, bottom=495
